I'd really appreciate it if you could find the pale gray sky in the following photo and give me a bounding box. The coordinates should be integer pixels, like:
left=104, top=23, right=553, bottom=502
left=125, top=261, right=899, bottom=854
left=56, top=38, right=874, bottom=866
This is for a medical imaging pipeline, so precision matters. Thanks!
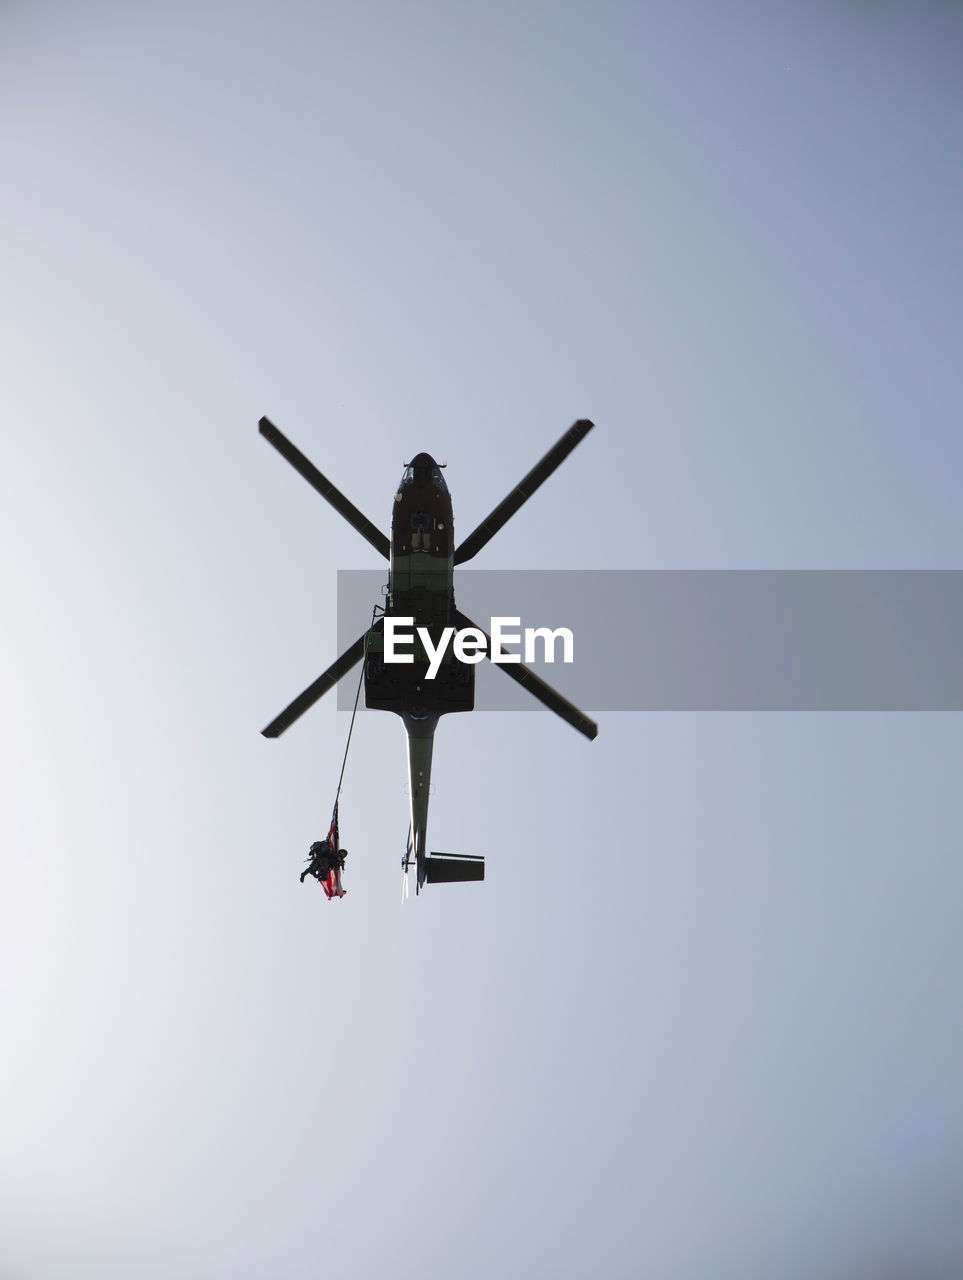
left=2, top=3, right=962, bottom=1277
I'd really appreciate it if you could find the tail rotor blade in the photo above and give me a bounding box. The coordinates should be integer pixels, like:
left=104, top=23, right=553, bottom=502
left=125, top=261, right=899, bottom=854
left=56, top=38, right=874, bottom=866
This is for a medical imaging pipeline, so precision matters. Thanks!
left=259, top=417, right=390, bottom=559
left=401, top=823, right=412, bottom=903
left=453, top=610, right=598, bottom=740
left=453, top=419, right=594, bottom=565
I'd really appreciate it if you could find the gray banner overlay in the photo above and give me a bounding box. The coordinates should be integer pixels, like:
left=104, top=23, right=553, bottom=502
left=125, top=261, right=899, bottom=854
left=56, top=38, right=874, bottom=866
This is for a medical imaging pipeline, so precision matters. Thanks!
left=337, top=570, right=963, bottom=711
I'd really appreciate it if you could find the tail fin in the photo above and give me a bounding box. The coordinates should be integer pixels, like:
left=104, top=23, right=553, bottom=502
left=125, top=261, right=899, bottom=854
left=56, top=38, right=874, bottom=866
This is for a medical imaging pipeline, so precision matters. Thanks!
left=425, top=852, right=485, bottom=884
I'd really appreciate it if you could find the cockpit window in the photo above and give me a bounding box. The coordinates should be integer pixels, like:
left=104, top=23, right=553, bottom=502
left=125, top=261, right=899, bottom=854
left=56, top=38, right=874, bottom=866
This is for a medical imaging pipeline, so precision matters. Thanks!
left=400, top=458, right=448, bottom=492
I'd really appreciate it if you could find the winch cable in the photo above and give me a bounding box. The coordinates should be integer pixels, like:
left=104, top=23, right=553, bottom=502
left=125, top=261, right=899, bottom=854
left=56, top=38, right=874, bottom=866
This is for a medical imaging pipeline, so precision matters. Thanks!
left=330, top=604, right=380, bottom=825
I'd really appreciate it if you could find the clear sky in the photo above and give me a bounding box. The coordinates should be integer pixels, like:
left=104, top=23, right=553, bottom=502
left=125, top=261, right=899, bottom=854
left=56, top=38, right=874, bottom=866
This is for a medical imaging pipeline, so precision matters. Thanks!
left=2, top=3, right=962, bottom=1277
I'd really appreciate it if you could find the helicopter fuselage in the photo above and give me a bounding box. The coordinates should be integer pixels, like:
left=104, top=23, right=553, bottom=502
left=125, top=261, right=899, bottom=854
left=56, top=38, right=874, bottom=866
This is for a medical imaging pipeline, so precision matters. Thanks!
left=364, top=453, right=473, bottom=889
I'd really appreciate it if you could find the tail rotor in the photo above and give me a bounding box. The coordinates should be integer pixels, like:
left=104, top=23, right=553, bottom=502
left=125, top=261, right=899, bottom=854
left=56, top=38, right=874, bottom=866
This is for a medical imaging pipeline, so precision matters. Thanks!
left=401, top=824, right=412, bottom=903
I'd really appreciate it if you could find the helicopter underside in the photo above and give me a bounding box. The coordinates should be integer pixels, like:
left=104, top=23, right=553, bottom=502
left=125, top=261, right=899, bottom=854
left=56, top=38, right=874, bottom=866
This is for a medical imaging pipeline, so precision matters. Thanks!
left=258, top=419, right=595, bottom=897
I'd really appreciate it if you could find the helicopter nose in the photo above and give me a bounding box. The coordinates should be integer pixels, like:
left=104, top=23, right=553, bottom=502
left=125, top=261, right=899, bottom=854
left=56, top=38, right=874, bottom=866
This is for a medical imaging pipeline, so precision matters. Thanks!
left=401, top=452, right=448, bottom=493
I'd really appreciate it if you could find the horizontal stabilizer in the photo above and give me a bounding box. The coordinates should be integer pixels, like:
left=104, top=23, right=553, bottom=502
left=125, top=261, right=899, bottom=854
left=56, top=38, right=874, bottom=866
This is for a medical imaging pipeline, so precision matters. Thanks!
left=426, top=853, right=485, bottom=884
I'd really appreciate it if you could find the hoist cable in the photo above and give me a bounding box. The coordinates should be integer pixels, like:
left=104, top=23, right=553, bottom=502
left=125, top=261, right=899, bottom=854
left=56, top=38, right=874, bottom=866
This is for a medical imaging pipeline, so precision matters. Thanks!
left=331, top=604, right=379, bottom=822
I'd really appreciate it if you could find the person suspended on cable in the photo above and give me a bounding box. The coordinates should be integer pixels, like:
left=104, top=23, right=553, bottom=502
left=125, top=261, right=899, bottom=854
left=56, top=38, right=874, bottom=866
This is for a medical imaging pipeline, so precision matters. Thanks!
left=299, top=804, right=347, bottom=899
left=300, top=838, right=347, bottom=881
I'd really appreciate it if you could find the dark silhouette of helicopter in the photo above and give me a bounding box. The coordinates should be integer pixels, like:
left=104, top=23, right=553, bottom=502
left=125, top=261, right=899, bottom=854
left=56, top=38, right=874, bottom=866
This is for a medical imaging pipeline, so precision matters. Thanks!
left=259, top=416, right=597, bottom=894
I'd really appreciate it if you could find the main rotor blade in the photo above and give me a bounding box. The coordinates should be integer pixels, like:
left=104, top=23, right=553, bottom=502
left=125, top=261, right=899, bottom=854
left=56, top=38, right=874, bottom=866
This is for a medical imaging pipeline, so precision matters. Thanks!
left=261, top=621, right=382, bottom=738
left=453, top=610, right=598, bottom=740
left=453, top=419, right=594, bottom=565
left=259, top=416, right=390, bottom=560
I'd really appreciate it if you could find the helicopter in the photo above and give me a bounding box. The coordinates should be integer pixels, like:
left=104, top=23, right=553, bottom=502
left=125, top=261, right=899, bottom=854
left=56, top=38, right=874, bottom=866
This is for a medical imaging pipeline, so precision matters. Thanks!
left=259, top=415, right=598, bottom=894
